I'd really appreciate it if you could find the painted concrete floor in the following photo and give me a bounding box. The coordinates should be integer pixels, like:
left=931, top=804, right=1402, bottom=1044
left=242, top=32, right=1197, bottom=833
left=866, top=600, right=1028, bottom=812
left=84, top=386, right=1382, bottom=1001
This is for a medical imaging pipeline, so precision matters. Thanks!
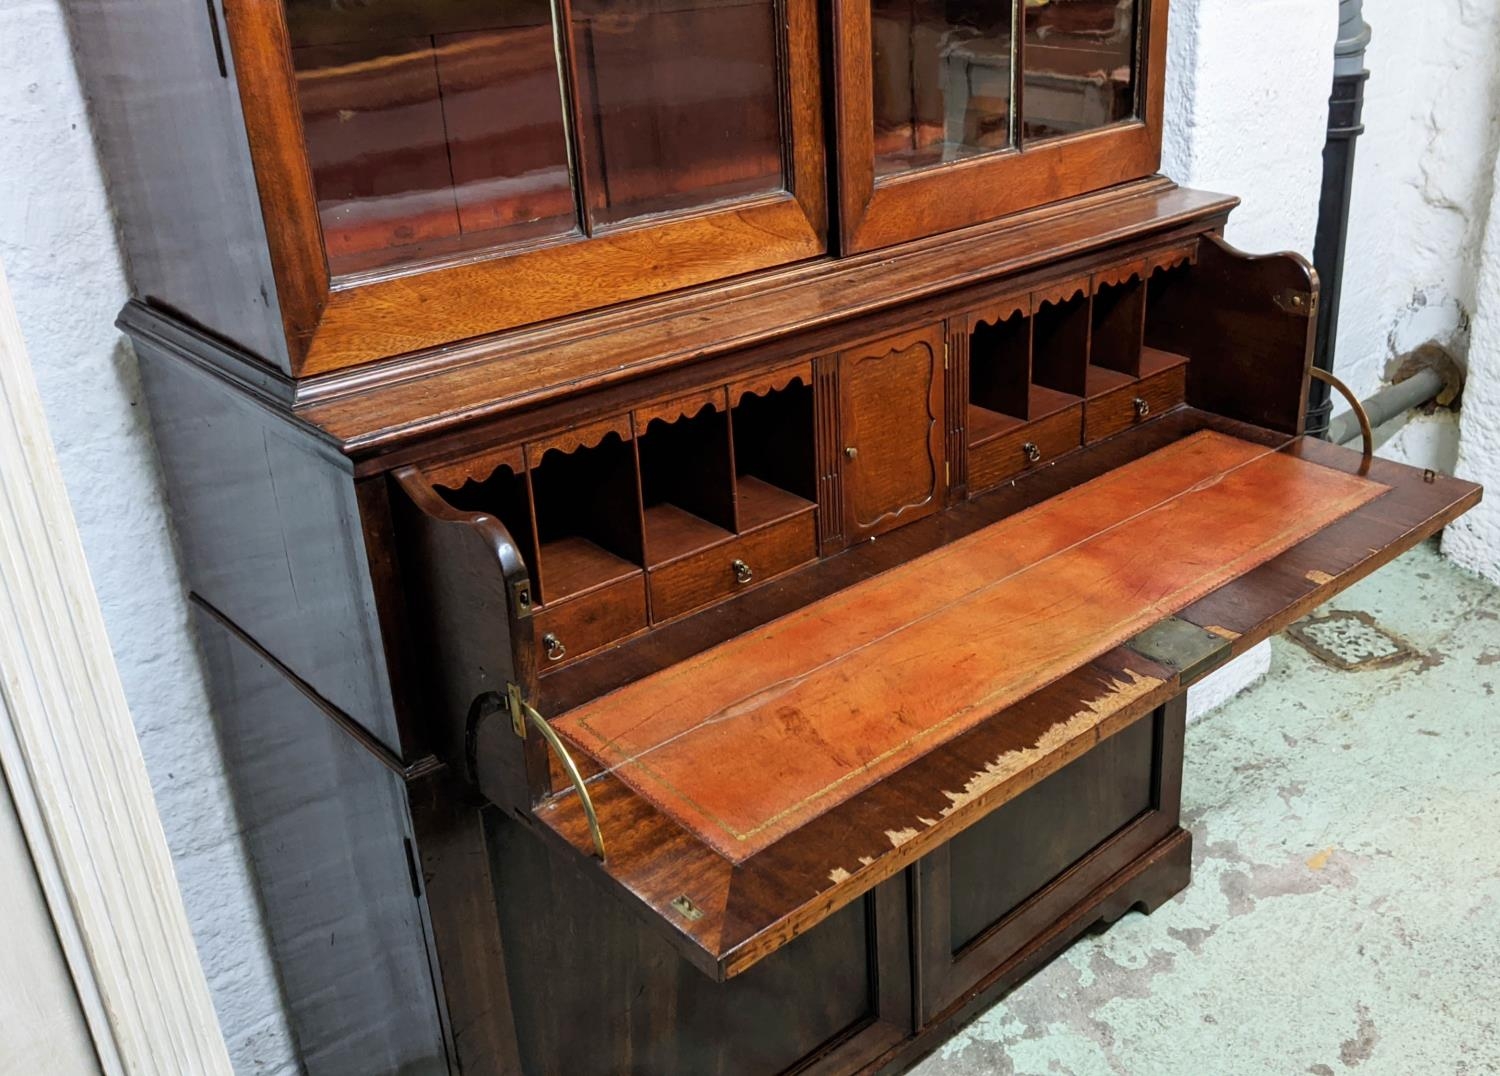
left=913, top=541, right=1500, bottom=1076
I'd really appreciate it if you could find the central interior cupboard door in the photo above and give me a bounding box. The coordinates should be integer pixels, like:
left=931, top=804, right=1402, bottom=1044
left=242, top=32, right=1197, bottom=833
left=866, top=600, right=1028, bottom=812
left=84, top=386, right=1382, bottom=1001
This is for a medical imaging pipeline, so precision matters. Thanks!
left=839, top=324, right=946, bottom=541
left=832, top=0, right=1168, bottom=253
left=231, top=0, right=827, bottom=372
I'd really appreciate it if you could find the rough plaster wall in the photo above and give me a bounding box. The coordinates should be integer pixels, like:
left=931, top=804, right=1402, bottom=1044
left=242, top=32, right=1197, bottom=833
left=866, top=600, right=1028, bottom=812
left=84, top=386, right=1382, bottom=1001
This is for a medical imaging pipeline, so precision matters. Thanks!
left=1327, top=1, right=1500, bottom=571
left=1335, top=0, right=1500, bottom=411
left=1162, top=0, right=1337, bottom=257
left=1445, top=156, right=1500, bottom=583
left=1163, top=0, right=1337, bottom=711
left=0, top=3, right=297, bottom=1073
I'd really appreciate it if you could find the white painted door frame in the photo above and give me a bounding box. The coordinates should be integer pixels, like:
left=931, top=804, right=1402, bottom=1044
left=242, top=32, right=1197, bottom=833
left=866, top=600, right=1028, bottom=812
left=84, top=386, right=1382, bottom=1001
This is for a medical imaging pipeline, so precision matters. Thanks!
left=0, top=255, right=233, bottom=1075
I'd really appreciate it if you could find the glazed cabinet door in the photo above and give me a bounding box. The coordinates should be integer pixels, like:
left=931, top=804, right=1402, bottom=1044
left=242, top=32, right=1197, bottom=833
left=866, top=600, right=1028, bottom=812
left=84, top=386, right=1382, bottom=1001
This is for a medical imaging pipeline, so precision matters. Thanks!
left=832, top=0, right=1169, bottom=252
left=839, top=324, right=946, bottom=541
left=227, top=0, right=826, bottom=372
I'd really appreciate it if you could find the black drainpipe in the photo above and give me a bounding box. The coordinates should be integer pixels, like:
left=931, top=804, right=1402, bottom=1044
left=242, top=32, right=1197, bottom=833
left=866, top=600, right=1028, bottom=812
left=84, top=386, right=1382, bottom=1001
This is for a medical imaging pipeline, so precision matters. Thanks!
left=1307, top=0, right=1372, bottom=439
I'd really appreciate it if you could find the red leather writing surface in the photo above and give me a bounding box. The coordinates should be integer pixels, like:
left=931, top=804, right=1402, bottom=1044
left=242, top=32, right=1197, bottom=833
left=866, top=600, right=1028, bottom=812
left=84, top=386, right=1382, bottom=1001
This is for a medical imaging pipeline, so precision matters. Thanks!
left=555, top=431, right=1386, bottom=861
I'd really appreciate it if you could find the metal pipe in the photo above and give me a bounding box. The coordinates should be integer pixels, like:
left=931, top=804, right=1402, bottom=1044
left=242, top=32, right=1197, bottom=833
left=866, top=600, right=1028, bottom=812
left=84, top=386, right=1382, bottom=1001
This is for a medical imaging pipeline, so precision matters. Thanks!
left=1327, top=367, right=1445, bottom=446
left=1308, top=0, right=1372, bottom=439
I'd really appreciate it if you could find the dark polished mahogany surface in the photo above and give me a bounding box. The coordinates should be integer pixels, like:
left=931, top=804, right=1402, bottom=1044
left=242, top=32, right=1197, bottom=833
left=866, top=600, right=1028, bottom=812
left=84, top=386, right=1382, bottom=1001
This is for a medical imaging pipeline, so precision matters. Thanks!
left=196, top=609, right=448, bottom=1075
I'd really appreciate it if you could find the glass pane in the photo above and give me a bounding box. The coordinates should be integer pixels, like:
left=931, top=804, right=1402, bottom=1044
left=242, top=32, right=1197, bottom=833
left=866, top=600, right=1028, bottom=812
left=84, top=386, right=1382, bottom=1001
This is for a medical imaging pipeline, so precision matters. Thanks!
left=1022, top=0, right=1138, bottom=141
left=286, top=1, right=577, bottom=276
left=569, top=0, right=786, bottom=228
left=870, top=0, right=1015, bottom=178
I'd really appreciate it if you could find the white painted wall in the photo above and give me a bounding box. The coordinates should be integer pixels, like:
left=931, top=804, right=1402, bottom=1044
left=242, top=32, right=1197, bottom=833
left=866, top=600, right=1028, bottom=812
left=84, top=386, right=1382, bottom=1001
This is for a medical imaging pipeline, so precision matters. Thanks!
left=1, top=0, right=1495, bottom=1068
left=1163, top=0, right=1337, bottom=258
left=1325, top=0, right=1500, bottom=578
left=1336, top=0, right=1500, bottom=407
left=0, top=3, right=296, bottom=1074
left=1445, top=157, right=1500, bottom=583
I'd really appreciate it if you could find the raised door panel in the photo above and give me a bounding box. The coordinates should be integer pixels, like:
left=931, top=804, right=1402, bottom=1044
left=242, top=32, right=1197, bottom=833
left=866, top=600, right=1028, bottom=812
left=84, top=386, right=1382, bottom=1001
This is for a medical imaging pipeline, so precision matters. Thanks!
left=839, top=325, right=946, bottom=542
left=916, top=703, right=1181, bottom=1022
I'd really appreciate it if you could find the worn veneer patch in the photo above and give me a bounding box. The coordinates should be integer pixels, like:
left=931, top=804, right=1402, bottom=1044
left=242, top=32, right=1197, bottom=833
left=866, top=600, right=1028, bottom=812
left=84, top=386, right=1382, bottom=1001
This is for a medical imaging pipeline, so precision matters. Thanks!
left=554, top=431, right=1388, bottom=862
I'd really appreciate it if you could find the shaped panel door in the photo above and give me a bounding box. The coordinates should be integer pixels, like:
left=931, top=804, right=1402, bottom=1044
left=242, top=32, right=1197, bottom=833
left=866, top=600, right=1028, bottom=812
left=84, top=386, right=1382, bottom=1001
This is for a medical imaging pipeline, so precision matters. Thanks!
left=839, top=324, right=946, bottom=541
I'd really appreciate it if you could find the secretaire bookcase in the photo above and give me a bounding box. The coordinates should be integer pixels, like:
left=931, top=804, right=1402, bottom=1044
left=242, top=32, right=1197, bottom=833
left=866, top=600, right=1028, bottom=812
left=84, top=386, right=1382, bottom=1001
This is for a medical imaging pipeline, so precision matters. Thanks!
left=71, top=0, right=1480, bottom=1072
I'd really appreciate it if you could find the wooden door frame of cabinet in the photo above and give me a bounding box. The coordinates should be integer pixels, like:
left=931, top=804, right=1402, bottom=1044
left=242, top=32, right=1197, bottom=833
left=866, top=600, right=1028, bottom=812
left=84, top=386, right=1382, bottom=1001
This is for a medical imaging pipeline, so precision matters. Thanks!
left=837, top=322, right=948, bottom=542
left=220, top=0, right=828, bottom=376
left=831, top=0, right=1169, bottom=254
left=0, top=260, right=234, bottom=1075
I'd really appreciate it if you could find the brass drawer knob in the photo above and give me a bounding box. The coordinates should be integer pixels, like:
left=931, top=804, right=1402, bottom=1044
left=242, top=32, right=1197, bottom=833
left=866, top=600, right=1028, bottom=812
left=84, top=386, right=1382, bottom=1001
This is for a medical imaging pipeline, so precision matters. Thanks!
left=732, top=559, right=754, bottom=585
left=543, top=633, right=567, bottom=662
left=844, top=446, right=858, bottom=460
left=1022, top=441, right=1042, bottom=464
left=1133, top=396, right=1150, bottom=420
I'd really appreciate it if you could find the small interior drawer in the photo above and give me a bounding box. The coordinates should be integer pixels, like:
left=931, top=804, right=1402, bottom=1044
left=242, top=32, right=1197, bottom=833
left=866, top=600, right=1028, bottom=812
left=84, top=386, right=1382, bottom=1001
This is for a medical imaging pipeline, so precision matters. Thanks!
left=968, top=404, right=1083, bottom=493
left=1084, top=357, right=1187, bottom=444
left=534, top=573, right=648, bottom=670
left=649, top=510, right=817, bottom=624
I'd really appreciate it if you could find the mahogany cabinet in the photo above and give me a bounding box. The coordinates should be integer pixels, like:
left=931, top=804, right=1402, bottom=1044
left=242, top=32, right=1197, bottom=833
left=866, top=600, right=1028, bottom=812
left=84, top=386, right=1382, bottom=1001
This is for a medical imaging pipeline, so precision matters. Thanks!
left=73, top=1, right=1483, bottom=1074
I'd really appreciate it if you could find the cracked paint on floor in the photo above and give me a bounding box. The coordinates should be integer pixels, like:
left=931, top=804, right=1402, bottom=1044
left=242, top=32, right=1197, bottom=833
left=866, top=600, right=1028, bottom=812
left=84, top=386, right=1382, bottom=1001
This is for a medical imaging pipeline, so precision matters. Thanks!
left=912, top=541, right=1500, bottom=1076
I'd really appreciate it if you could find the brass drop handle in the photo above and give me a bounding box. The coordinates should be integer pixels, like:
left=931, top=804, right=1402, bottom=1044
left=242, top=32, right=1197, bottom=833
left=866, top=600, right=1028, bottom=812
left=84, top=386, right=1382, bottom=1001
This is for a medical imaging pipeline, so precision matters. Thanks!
left=543, top=633, right=566, bottom=662
left=1023, top=442, right=1042, bottom=464
left=1133, top=397, right=1150, bottom=420
left=732, top=559, right=754, bottom=585
left=1309, top=367, right=1373, bottom=475
left=506, top=685, right=605, bottom=861
left=845, top=446, right=858, bottom=460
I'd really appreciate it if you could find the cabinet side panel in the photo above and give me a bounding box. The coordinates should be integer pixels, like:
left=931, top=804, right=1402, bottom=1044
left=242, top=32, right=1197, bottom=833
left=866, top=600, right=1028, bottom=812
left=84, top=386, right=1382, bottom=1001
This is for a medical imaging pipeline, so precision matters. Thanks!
left=195, top=608, right=449, bottom=1076
left=137, top=343, right=403, bottom=751
left=68, top=0, right=290, bottom=368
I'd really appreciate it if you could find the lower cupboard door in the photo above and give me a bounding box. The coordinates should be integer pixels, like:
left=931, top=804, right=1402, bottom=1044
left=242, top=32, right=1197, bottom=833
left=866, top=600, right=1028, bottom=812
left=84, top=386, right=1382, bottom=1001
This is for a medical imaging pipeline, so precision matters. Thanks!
left=915, top=702, right=1183, bottom=1022
left=487, top=810, right=913, bottom=1076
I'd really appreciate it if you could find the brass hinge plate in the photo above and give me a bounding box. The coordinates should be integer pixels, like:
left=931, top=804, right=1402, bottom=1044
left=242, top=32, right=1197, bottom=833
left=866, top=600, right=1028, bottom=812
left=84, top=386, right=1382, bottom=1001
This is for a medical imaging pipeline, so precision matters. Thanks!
left=1273, top=289, right=1317, bottom=318
left=511, top=579, right=534, bottom=619
left=506, top=681, right=527, bottom=738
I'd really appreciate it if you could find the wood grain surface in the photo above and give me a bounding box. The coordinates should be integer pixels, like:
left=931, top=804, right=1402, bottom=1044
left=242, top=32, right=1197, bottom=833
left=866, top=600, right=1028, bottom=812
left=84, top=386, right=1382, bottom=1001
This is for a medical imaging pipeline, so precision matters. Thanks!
left=554, top=431, right=1385, bottom=861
